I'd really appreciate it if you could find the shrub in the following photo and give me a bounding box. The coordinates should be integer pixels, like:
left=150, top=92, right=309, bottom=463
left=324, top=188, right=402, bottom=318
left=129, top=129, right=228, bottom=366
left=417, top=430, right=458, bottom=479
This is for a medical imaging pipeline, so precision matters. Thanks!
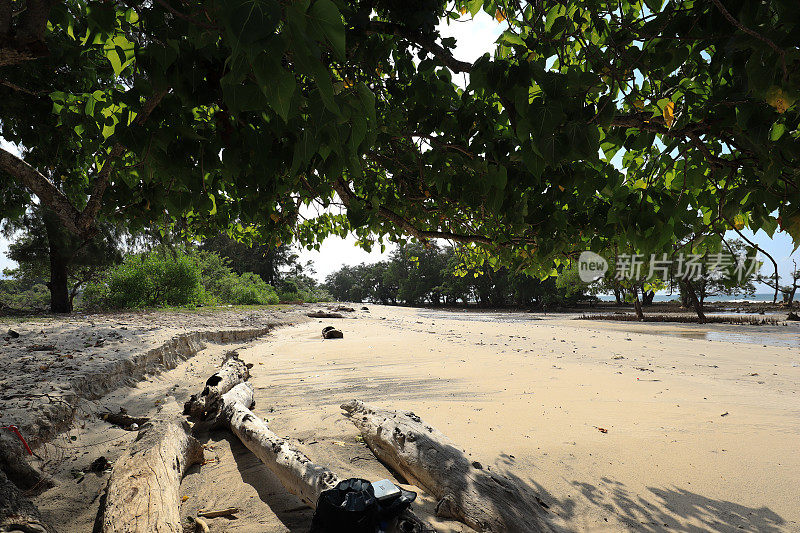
left=0, top=279, right=50, bottom=310
left=82, top=248, right=281, bottom=309
left=83, top=250, right=202, bottom=309
left=215, top=271, right=279, bottom=305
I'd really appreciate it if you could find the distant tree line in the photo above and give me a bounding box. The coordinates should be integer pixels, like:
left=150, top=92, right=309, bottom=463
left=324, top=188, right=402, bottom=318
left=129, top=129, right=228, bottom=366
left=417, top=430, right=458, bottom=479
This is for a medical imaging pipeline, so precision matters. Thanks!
left=323, top=240, right=768, bottom=316
left=323, top=242, right=594, bottom=308
left=1, top=209, right=328, bottom=312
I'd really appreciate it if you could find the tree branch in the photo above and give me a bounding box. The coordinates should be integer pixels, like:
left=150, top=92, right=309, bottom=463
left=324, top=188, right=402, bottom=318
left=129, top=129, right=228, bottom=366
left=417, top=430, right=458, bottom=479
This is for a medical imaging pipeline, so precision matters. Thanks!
left=0, top=79, right=44, bottom=96
left=0, top=147, right=82, bottom=235
left=362, top=21, right=472, bottom=73
left=610, top=113, right=744, bottom=169
left=153, top=0, right=217, bottom=30
left=710, top=0, right=788, bottom=81
left=332, top=178, right=496, bottom=246
left=77, top=87, right=169, bottom=235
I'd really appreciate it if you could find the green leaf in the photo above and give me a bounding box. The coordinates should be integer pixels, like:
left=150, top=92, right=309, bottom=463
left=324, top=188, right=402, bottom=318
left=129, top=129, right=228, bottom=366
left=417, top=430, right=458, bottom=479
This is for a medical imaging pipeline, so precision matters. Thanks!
left=644, top=0, right=663, bottom=12
left=769, top=123, right=785, bottom=141
left=253, top=53, right=296, bottom=121
left=309, top=0, right=345, bottom=60
left=467, top=0, right=483, bottom=17
left=225, top=0, right=280, bottom=44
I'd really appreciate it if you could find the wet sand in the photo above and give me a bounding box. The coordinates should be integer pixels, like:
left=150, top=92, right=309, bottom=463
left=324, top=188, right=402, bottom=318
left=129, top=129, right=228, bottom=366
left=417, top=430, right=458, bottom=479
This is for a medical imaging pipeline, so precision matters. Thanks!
left=25, top=305, right=800, bottom=532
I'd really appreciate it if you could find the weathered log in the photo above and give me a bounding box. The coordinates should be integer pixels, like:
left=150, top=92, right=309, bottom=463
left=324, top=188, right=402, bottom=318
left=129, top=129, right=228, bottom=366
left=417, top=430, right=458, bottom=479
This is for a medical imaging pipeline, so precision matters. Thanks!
left=217, top=383, right=340, bottom=507
left=306, top=311, right=344, bottom=318
left=184, top=351, right=250, bottom=419
left=0, top=433, right=52, bottom=494
left=98, top=401, right=204, bottom=533
left=341, top=400, right=552, bottom=532
left=209, top=385, right=431, bottom=532
left=98, top=409, right=149, bottom=430
left=0, top=469, right=54, bottom=533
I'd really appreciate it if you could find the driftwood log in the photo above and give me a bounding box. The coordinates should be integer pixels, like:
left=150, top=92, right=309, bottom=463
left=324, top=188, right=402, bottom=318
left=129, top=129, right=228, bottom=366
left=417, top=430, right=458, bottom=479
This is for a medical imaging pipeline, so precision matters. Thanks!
left=342, top=400, right=552, bottom=532
left=0, top=469, right=54, bottom=533
left=306, top=311, right=343, bottom=319
left=0, top=433, right=52, bottom=494
left=98, top=401, right=204, bottom=533
left=184, top=351, right=250, bottom=420
left=216, top=383, right=340, bottom=507
left=213, top=384, right=431, bottom=532
left=98, top=409, right=149, bottom=430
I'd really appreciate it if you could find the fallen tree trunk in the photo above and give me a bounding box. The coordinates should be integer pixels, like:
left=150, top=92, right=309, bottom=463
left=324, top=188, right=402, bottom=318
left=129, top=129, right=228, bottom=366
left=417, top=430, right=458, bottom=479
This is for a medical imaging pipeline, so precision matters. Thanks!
left=184, top=351, right=250, bottom=419
left=217, top=383, right=340, bottom=507
left=98, top=401, right=204, bottom=533
left=341, top=400, right=552, bottom=532
left=0, top=469, right=54, bottom=533
left=216, top=385, right=431, bottom=532
left=0, top=433, right=53, bottom=495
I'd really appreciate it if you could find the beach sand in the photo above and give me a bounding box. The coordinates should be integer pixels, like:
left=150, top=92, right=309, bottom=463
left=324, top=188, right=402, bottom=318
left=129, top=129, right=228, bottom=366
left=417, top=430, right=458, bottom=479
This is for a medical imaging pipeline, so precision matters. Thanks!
left=21, top=305, right=800, bottom=532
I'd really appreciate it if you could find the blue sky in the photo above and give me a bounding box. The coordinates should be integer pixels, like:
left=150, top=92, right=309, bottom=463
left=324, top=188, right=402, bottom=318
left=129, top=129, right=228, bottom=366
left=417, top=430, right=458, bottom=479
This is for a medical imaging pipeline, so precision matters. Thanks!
left=1, top=13, right=797, bottom=289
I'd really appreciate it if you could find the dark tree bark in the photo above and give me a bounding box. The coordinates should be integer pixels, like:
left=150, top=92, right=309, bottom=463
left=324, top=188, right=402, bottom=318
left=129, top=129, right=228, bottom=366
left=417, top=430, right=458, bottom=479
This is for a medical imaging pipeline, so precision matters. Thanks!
left=43, top=211, right=72, bottom=313
left=632, top=287, right=644, bottom=319
left=642, top=290, right=655, bottom=306
left=0, top=0, right=11, bottom=39
left=0, top=469, right=54, bottom=533
left=680, top=279, right=705, bottom=320
left=613, top=287, right=622, bottom=305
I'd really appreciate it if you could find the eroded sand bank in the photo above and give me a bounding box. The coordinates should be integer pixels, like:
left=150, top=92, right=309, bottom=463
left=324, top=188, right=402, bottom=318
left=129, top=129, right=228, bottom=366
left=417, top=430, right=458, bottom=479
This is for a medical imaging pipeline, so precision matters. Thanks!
left=17, top=305, right=800, bottom=532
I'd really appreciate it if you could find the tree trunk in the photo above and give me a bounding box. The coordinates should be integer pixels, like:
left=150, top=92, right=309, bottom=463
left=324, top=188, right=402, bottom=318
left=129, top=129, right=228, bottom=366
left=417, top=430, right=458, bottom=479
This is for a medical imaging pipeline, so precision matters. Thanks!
left=43, top=211, right=72, bottom=313
left=0, top=434, right=52, bottom=495
left=613, top=287, right=622, bottom=304
left=632, top=288, right=644, bottom=320
left=184, top=351, right=250, bottom=420
left=0, top=469, right=55, bottom=533
left=98, top=402, right=204, bottom=533
left=680, top=280, right=705, bottom=320
left=217, top=383, right=340, bottom=508
left=642, top=290, right=655, bottom=306
left=341, top=400, right=552, bottom=533
left=47, top=251, right=71, bottom=313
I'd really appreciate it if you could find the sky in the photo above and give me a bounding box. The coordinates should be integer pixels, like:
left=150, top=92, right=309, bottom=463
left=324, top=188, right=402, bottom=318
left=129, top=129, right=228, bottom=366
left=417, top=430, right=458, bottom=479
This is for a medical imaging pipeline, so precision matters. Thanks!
left=1, top=14, right=797, bottom=290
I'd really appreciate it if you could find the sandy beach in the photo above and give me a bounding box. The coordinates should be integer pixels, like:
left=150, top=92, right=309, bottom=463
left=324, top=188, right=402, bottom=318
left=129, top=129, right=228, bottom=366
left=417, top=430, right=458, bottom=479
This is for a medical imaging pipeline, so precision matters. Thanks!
left=10, top=305, right=800, bottom=532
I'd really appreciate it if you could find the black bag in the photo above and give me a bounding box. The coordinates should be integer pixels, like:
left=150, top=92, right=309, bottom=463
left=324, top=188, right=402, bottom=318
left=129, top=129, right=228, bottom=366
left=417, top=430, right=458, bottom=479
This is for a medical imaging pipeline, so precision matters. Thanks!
left=310, top=478, right=379, bottom=533
left=310, top=478, right=417, bottom=533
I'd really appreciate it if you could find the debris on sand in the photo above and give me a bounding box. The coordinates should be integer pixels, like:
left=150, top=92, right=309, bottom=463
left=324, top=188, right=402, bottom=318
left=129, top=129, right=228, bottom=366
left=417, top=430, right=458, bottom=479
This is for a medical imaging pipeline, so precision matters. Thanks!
left=322, top=326, right=344, bottom=339
left=26, top=344, right=56, bottom=352
left=89, top=456, right=112, bottom=472
left=307, top=310, right=344, bottom=318
left=198, top=507, right=239, bottom=518
left=99, top=408, right=150, bottom=430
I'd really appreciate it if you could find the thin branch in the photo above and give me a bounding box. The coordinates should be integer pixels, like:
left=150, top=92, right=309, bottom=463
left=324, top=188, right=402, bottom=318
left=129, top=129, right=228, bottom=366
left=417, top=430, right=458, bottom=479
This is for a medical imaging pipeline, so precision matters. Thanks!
left=362, top=20, right=472, bottom=73
left=153, top=0, right=218, bottom=29
left=0, top=80, right=43, bottom=96
left=332, top=178, right=497, bottom=246
left=710, top=0, right=788, bottom=81
left=77, top=87, right=169, bottom=235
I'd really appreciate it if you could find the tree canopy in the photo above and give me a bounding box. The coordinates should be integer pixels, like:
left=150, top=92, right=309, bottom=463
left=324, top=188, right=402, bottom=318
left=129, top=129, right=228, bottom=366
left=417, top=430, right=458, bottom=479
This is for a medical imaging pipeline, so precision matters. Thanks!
left=1, top=0, right=798, bottom=275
